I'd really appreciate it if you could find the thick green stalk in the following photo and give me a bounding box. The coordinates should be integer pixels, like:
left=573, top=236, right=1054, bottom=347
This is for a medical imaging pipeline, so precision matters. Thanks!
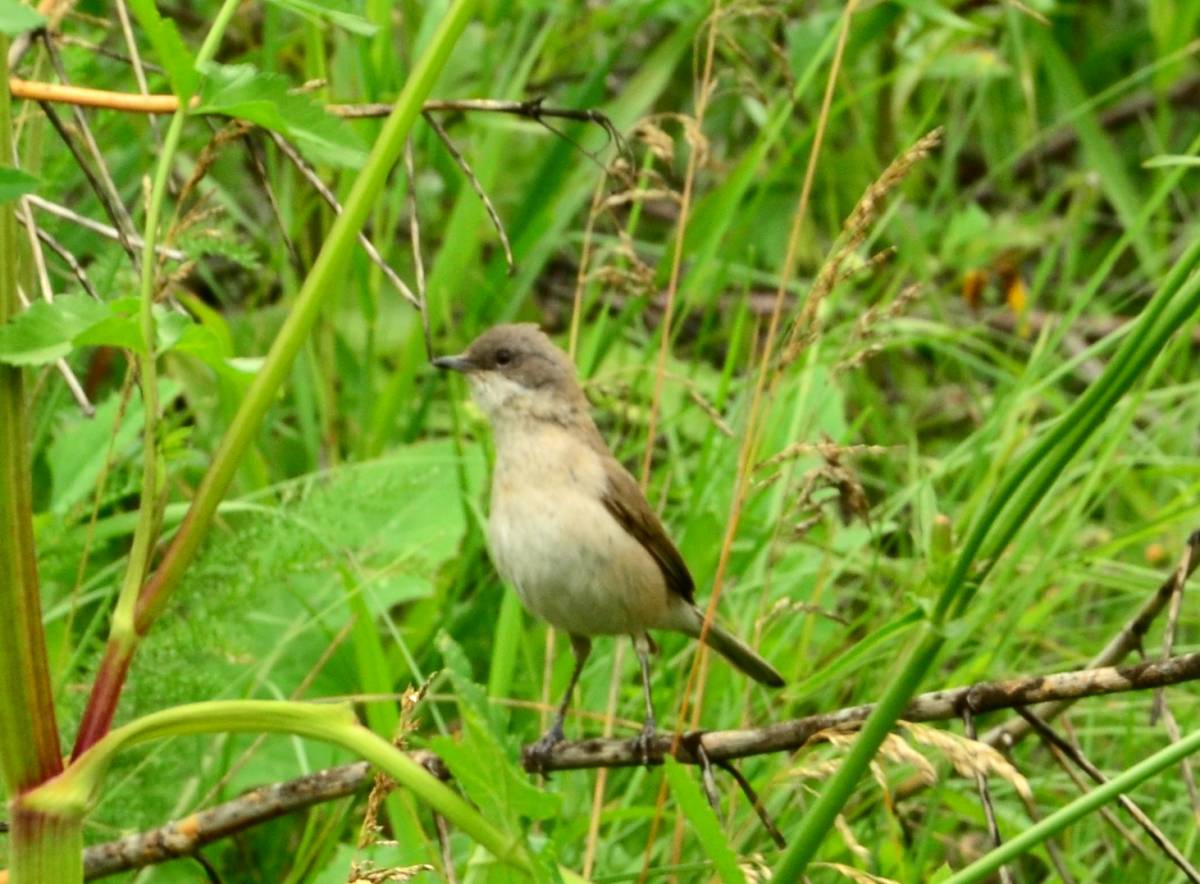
left=0, top=33, right=73, bottom=882
left=7, top=808, right=83, bottom=884
left=71, top=0, right=478, bottom=757
left=776, top=238, right=1200, bottom=877
left=945, top=726, right=1200, bottom=883
left=36, top=701, right=537, bottom=876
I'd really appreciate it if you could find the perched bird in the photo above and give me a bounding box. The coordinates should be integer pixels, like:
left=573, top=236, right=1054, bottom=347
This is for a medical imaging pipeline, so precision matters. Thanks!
left=434, top=324, right=784, bottom=764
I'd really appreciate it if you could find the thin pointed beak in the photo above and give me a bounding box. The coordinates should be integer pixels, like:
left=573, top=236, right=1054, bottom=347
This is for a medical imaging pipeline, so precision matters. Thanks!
left=433, top=353, right=476, bottom=373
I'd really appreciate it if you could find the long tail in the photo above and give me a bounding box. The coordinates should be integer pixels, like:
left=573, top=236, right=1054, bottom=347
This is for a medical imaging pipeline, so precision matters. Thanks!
left=683, top=606, right=784, bottom=687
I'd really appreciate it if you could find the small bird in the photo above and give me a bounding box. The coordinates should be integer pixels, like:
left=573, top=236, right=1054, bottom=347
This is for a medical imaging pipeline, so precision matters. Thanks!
left=434, top=324, right=784, bottom=764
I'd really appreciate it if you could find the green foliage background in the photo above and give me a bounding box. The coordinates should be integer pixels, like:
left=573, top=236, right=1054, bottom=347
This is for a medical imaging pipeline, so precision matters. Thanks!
left=2, top=0, right=1199, bottom=880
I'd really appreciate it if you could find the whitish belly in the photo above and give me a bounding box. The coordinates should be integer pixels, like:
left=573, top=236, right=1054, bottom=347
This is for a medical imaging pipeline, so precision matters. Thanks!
left=487, top=484, right=670, bottom=636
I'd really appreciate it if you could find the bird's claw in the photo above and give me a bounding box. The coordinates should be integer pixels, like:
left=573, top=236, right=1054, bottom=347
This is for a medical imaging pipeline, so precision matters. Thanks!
left=526, top=722, right=565, bottom=774
left=632, top=721, right=657, bottom=766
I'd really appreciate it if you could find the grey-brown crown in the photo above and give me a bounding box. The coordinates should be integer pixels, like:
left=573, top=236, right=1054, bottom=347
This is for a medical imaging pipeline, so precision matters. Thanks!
left=435, top=324, right=582, bottom=397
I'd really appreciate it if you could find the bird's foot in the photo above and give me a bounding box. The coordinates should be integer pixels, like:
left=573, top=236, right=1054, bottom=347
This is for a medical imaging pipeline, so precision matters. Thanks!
left=632, top=720, right=658, bottom=766
left=525, top=721, right=565, bottom=774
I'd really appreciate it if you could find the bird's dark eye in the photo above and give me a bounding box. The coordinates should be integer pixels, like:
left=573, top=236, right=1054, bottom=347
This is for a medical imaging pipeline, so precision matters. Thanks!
left=494, top=348, right=514, bottom=366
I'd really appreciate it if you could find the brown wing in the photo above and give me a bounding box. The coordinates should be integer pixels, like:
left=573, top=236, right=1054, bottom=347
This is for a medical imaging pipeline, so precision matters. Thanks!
left=600, top=458, right=695, bottom=604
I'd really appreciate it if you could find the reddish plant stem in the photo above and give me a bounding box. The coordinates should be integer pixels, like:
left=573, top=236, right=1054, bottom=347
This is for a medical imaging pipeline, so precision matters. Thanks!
left=70, top=642, right=133, bottom=760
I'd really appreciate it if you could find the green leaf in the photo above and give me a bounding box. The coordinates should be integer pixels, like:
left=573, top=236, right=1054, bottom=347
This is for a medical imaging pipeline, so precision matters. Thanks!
left=0, top=166, right=38, bottom=203
left=265, top=0, right=378, bottom=36
left=1143, top=154, right=1200, bottom=169
left=196, top=63, right=367, bottom=168
left=431, top=632, right=560, bottom=828
left=0, top=295, right=205, bottom=365
left=662, top=757, right=746, bottom=884
left=0, top=295, right=109, bottom=364
left=125, top=0, right=200, bottom=100
left=0, top=0, right=44, bottom=36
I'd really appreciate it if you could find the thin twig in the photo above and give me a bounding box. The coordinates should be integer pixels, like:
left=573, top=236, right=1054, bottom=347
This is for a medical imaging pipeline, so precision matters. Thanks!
left=113, top=0, right=161, bottom=144
left=1016, top=707, right=1200, bottom=882
left=716, top=759, right=786, bottom=849
left=403, top=137, right=432, bottom=361
left=421, top=110, right=514, bottom=275
left=25, top=220, right=101, bottom=300
left=242, top=129, right=303, bottom=277
left=24, top=193, right=187, bottom=260
left=962, top=708, right=1012, bottom=884
left=41, top=32, right=140, bottom=255
left=267, top=130, right=419, bottom=309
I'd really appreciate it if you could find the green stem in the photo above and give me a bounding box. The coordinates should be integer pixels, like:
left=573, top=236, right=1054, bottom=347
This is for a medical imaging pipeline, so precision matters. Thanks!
left=112, top=0, right=241, bottom=651
left=944, top=726, right=1200, bottom=883
left=7, top=806, right=83, bottom=884
left=40, top=701, right=534, bottom=875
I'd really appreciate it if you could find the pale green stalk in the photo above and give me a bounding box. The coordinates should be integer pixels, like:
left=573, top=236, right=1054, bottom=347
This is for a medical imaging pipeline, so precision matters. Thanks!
left=944, top=726, right=1200, bottom=883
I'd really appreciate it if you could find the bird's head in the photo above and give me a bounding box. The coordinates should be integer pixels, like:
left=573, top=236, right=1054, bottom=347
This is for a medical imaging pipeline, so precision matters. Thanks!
left=434, top=324, right=584, bottom=423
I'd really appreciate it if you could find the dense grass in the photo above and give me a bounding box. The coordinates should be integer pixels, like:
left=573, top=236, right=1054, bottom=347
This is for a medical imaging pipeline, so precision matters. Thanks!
left=3, top=0, right=1200, bottom=881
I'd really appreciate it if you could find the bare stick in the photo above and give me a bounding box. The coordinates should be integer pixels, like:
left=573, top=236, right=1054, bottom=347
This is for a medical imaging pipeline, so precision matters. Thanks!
left=267, top=130, right=419, bottom=309
left=527, top=651, right=1200, bottom=772
left=71, top=654, right=1200, bottom=879
left=24, top=193, right=187, bottom=261
left=41, top=32, right=141, bottom=254
left=716, top=759, right=786, bottom=850
left=422, top=110, right=514, bottom=275
left=403, top=137, right=432, bottom=361
left=242, top=129, right=303, bottom=277
left=82, top=761, right=372, bottom=879
left=1017, top=707, right=1200, bottom=882
left=25, top=220, right=101, bottom=300
left=963, top=708, right=1012, bottom=884
left=985, top=530, right=1200, bottom=749
left=17, top=187, right=93, bottom=415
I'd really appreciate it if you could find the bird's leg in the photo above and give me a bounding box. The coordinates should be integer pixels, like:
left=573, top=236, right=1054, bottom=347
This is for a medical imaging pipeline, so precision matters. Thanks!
left=527, top=634, right=591, bottom=771
left=632, top=632, right=658, bottom=765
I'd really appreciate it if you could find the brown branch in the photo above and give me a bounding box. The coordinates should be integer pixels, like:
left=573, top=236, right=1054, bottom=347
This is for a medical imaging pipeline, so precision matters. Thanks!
left=65, top=653, right=1200, bottom=879
left=7, top=79, right=619, bottom=137
left=529, top=652, right=1200, bottom=771
left=80, top=752, right=448, bottom=881
left=266, top=130, right=419, bottom=310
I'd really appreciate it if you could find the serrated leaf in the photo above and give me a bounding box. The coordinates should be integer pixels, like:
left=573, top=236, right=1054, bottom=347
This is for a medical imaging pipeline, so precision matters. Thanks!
left=429, top=723, right=560, bottom=827
left=265, top=0, right=378, bottom=36
left=0, top=295, right=202, bottom=364
left=196, top=64, right=366, bottom=168
left=662, top=757, right=746, bottom=884
left=0, top=0, right=44, bottom=36
left=125, top=0, right=200, bottom=100
left=432, top=632, right=560, bottom=828
left=0, top=166, right=38, bottom=203
left=0, top=295, right=109, bottom=364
